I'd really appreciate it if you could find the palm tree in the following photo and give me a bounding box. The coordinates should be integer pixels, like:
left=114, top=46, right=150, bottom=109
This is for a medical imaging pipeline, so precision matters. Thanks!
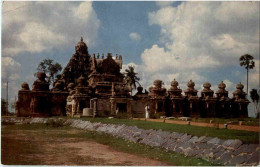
left=250, top=89, right=259, bottom=118
left=124, top=65, right=140, bottom=95
left=239, top=54, right=255, bottom=94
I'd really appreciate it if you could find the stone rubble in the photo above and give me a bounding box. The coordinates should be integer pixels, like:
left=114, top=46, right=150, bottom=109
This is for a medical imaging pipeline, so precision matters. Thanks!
left=2, top=117, right=259, bottom=166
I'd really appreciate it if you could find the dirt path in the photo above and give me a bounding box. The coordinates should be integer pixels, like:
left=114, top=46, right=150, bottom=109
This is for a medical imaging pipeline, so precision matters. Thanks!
left=2, top=126, right=170, bottom=166
left=57, top=141, right=169, bottom=166
left=135, top=118, right=259, bottom=132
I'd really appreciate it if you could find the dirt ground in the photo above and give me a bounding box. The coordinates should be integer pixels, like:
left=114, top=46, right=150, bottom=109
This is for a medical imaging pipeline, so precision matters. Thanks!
left=136, top=118, right=259, bottom=132
left=1, top=125, right=170, bottom=166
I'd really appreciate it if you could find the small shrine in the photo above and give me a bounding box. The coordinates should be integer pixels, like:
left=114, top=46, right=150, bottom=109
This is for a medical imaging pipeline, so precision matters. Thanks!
left=66, top=75, right=92, bottom=117
left=168, top=79, right=184, bottom=117
left=30, top=72, right=51, bottom=117
left=184, top=80, right=199, bottom=117
left=215, top=81, right=231, bottom=117
left=16, top=82, right=31, bottom=117
left=132, top=86, right=149, bottom=117
left=148, top=80, right=167, bottom=116
left=200, top=82, right=217, bottom=117
left=232, top=82, right=250, bottom=117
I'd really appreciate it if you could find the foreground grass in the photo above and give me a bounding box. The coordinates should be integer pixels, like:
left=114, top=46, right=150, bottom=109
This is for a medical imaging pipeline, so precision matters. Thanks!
left=73, top=117, right=259, bottom=144
left=2, top=123, right=216, bottom=166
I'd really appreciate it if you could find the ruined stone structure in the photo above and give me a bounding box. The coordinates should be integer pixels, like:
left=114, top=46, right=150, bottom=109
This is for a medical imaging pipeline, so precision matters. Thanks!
left=16, top=37, right=250, bottom=118
left=146, top=79, right=250, bottom=118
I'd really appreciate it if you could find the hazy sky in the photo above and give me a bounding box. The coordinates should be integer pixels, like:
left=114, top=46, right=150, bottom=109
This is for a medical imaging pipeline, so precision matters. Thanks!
left=2, top=1, right=260, bottom=115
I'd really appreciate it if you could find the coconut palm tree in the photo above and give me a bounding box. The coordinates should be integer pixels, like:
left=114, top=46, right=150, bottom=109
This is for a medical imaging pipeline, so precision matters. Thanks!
left=239, top=54, right=255, bottom=94
left=124, top=65, right=140, bottom=95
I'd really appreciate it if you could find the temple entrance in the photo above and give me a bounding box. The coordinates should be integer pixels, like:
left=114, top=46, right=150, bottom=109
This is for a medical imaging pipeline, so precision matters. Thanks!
left=116, top=103, right=127, bottom=113
left=157, top=102, right=163, bottom=112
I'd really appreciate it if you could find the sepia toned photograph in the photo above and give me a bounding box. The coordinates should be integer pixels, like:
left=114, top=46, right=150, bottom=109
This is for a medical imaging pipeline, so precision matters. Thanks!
left=1, top=1, right=259, bottom=166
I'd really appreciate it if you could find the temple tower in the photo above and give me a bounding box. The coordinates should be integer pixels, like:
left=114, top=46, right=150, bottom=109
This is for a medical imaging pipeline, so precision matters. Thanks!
left=61, top=37, right=91, bottom=87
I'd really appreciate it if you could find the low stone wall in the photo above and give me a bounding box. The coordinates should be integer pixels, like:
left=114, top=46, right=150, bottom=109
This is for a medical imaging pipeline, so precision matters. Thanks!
left=2, top=117, right=259, bottom=166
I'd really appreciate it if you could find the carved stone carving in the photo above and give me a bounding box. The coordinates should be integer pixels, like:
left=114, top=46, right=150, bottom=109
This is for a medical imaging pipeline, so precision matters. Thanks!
left=201, top=82, right=214, bottom=98
left=32, top=72, right=49, bottom=91
left=215, top=81, right=229, bottom=99
left=184, top=80, right=198, bottom=97
left=148, top=80, right=166, bottom=98
left=168, top=79, right=182, bottom=98
left=232, top=82, right=248, bottom=101
left=21, top=82, right=30, bottom=91
left=61, top=37, right=91, bottom=87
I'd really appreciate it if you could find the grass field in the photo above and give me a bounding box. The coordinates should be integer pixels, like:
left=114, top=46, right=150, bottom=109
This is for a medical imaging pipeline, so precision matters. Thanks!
left=71, top=117, right=259, bottom=144
left=2, top=123, right=216, bottom=166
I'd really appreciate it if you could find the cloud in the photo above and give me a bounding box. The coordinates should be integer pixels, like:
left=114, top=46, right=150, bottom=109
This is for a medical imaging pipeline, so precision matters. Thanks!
left=1, top=57, right=22, bottom=111
left=2, top=1, right=100, bottom=57
left=129, top=32, right=141, bottom=41
left=1, top=57, right=21, bottom=82
left=138, top=2, right=259, bottom=96
left=147, top=2, right=259, bottom=66
left=155, top=1, right=174, bottom=8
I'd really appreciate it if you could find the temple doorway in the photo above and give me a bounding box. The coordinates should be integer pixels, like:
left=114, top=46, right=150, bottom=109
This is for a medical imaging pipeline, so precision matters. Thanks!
left=157, top=102, right=163, bottom=112
left=116, top=103, right=127, bottom=113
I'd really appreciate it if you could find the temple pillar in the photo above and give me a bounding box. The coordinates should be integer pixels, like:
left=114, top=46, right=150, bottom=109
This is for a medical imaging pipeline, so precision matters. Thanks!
left=110, top=99, right=116, bottom=115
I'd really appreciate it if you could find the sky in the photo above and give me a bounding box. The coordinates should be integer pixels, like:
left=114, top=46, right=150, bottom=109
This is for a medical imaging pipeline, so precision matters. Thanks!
left=1, top=1, right=260, bottom=116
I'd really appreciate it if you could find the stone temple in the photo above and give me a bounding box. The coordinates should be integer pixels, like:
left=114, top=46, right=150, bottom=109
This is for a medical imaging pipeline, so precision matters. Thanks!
left=16, top=37, right=250, bottom=118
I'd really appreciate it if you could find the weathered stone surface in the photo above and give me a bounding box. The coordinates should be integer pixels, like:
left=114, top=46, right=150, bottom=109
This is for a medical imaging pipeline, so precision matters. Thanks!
left=185, top=149, right=200, bottom=156
left=202, top=150, right=214, bottom=160
left=212, top=147, right=225, bottom=159
left=181, top=142, right=194, bottom=149
left=175, top=147, right=183, bottom=154
left=161, top=139, right=172, bottom=149
left=246, top=151, right=260, bottom=165
left=196, top=143, right=210, bottom=149
left=228, top=139, right=243, bottom=149
left=200, top=137, right=213, bottom=143
left=188, top=136, right=198, bottom=143
left=207, top=137, right=221, bottom=145
left=230, top=154, right=248, bottom=165
left=212, top=145, right=224, bottom=155
left=180, top=134, right=192, bottom=142
left=232, top=144, right=258, bottom=156
left=222, top=139, right=242, bottom=149
left=219, top=152, right=232, bottom=164
left=171, top=132, right=184, bottom=139
left=195, top=136, right=207, bottom=143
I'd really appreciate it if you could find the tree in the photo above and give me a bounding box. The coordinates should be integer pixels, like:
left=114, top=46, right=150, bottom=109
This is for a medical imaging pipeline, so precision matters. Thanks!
left=239, top=54, right=255, bottom=94
left=250, top=89, right=259, bottom=118
left=36, top=59, right=62, bottom=86
left=124, top=65, right=140, bottom=95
